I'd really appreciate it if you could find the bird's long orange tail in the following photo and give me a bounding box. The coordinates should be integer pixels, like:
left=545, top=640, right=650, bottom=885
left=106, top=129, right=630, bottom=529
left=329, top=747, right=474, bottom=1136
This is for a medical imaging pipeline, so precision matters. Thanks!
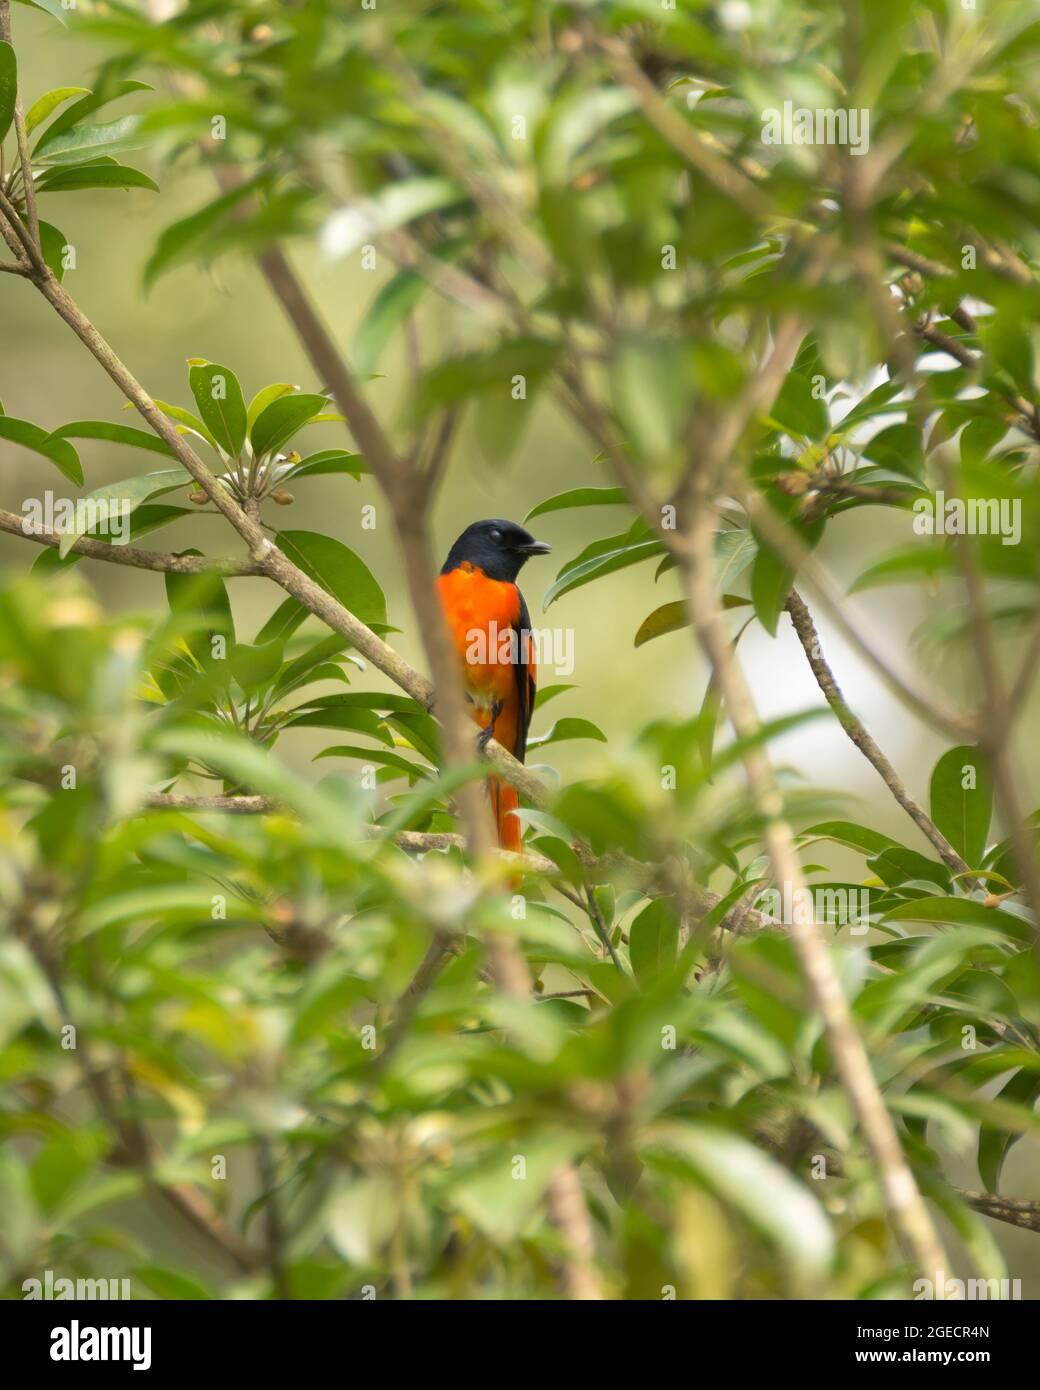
left=489, top=776, right=521, bottom=853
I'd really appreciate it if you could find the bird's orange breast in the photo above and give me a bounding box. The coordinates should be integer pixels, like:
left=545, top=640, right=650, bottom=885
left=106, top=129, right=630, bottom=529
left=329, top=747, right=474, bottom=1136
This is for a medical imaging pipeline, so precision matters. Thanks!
left=437, top=562, right=524, bottom=706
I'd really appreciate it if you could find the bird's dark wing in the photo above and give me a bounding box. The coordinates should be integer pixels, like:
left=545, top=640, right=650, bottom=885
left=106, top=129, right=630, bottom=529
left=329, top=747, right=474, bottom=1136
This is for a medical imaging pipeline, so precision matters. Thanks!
left=512, top=586, right=536, bottom=763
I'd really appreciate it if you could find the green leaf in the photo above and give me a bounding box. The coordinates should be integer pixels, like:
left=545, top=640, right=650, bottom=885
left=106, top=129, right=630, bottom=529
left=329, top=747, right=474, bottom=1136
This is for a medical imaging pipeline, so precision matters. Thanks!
left=541, top=87, right=637, bottom=184
left=58, top=470, right=188, bottom=557
left=929, top=745, right=993, bottom=866
left=524, top=487, right=629, bottom=524
left=314, top=745, right=430, bottom=781
left=977, top=1068, right=1040, bottom=1193
left=0, top=415, right=82, bottom=485
left=628, top=898, right=679, bottom=985
left=275, top=530, right=387, bottom=628
left=526, top=716, right=607, bottom=750
left=802, top=821, right=901, bottom=856
left=33, top=79, right=150, bottom=153
left=543, top=530, right=662, bottom=609
left=647, top=1122, right=834, bottom=1285
left=15, top=0, right=70, bottom=25
left=611, top=338, right=687, bottom=463
left=767, top=372, right=829, bottom=439
left=229, top=641, right=284, bottom=694
left=880, top=896, right=1032, bottom=942
left=533, top=683, right=575, bottom=710
left=860, top=422, right=923, bottom=477
left=281, top=450, right=364, bottom=482
left=250, top=394, right=328, bottom=459
left=37, top=220, right=68, bottom=283
left=449, top=1133, right=583, bottom=1242
left=23, top=86, right=89, bottom=136
left=634, top=594, right=748, bottom=648
left=46, top=420, right=173, bottom=458
left=36, top=163, right=158, bottom=194
left=187, top=362, right=247, bottom=458
left=0, top=42, right=17, bottom=146
left=246, top=383, right=296, bottom=432
left=33, top=115, right=146, bottom=168
left=143, top=399, right=220, bottom=452
left=143, top=177, right=261, bottom=290
left=352, top=261, right=441, bottom=379
left=165, top=562, right=235, bottom=665
left=33, top=504, right=189, bottom=574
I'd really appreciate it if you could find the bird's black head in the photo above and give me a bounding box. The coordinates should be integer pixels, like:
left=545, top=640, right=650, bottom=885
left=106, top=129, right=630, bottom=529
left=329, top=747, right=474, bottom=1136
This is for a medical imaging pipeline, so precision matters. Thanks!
left=441, top=518, right=551, bottom=583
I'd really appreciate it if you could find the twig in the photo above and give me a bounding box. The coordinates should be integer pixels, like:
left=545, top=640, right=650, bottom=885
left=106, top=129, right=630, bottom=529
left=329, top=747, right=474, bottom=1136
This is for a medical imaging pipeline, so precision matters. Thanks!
left=958, top=1189, right=1040, bottom=1234
left=0, top=509, right=263, bottom=573
left=784, top=590, right=971, bottom=876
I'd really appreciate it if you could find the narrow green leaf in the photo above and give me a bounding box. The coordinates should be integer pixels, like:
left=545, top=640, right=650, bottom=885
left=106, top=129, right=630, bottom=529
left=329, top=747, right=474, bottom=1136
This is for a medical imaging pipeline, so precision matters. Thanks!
left=543, top=534, right=662, bottom=610
left=47, top=420, right=173, bottom=458
left=33, top=115, right=146, bottom=168
left=33, top=79, right=150, bottom=153
left=187, top=362, right=247, bottom=458
left=57, top=469, right=188, bottom=557
left=977, top=1068, right=1040, bottom=1193
left=14, top=0, right=70, bottom=26
left=314, top=745, right=430, bottom=781
left=23, top=86, right=89, bottom=136
left=526, top=717, right=607, bottom=749
left=629, top=898, right=679, bottom=986
left=250, top=394, right=328, bottom=459
left=0, top=43, right=19, bottom=146
left=0, top=415, right=82, bottom=485
left=143, top=177, right=260, bottom=289
left=647, top=1122, right=834, bottom=1284
left=37, top=220, right=69, bottom=282
left=929, top=746, right=993, bottom=867
left=524, top=487, right=628, bottom=524
left=36, top=163, right=158, bottom=194
left=246, top=383, right=296, bottom=432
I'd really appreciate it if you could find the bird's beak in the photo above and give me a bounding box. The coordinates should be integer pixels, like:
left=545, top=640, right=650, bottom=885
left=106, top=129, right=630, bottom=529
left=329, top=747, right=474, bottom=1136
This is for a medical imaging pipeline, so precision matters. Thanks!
left=515, top=539, right=551, bottom=556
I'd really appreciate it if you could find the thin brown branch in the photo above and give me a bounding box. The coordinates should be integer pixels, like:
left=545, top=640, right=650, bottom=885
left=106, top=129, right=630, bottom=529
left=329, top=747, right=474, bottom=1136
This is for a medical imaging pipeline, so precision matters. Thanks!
left=958, top=1189, right=1040, bottom=1234
left=784, top=590, right=971, bottom=876
left=0, top=508, right=262, bottom=573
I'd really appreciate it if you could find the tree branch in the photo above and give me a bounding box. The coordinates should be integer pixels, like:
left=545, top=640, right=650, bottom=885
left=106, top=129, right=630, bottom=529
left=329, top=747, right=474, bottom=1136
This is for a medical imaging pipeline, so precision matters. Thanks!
left=784, top=590, right=971, bottom=876
left=0, top=508, right=263, bottom=573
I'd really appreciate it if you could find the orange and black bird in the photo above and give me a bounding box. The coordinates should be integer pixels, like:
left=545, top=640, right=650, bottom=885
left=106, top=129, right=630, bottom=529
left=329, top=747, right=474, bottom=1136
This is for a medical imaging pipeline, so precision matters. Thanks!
left=437, top=519, right=551, bottom=852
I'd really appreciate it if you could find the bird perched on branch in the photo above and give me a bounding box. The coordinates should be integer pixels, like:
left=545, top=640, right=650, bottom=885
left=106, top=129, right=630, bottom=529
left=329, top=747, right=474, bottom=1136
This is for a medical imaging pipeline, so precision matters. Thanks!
left=437, top=519, right=551, bottom=852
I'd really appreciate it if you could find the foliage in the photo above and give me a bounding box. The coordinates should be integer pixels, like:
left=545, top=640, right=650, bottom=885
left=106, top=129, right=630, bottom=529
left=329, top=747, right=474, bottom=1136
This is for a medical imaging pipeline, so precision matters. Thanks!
left=1, top=0, right=1039, bottom=1300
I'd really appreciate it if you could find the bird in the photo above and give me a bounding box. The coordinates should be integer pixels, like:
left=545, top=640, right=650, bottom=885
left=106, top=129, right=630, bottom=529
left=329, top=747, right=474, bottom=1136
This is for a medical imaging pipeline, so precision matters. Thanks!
left=437, top=519, right=551, bottom=852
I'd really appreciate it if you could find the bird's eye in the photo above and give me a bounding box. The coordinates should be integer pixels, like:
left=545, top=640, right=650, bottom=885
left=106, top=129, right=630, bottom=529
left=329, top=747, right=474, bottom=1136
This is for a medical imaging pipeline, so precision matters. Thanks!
left=490, top=528, right=502, bottom=541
